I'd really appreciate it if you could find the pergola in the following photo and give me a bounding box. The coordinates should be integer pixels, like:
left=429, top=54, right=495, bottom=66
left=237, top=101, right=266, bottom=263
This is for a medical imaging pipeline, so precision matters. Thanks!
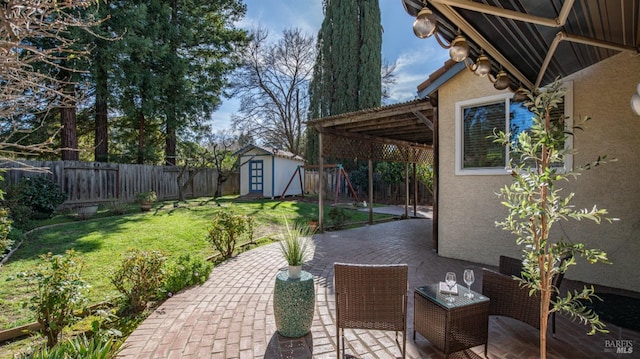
left=307, top=98, right=436, bottom=233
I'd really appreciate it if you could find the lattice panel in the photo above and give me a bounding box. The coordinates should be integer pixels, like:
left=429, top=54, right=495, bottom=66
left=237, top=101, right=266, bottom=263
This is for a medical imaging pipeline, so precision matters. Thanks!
left=323, top=133, right=433, bottom=165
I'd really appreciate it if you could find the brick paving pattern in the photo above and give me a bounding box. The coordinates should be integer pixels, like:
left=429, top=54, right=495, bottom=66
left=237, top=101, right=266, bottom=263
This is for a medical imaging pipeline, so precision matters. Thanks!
left=118, top=218, right=640, bottom=358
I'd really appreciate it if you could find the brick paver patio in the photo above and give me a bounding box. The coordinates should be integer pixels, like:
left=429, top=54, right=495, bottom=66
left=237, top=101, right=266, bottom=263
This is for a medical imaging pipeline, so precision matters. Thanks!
left=118, top=217, right=640, bottom=358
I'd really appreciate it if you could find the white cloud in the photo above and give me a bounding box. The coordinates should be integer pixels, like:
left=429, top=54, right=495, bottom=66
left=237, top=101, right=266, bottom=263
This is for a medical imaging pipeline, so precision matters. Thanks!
left=211, top=99, right=238, bottom=132
left=238, top=0, right=323, bottom=37
left=387, top=43, right=450, bottom=103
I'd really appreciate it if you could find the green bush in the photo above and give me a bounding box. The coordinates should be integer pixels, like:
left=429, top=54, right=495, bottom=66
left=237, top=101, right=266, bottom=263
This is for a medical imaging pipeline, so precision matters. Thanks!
left=20, top=250, right=89, bottom=348
left=5, top=202, right=33, bottom=229
left=0, top=207, right=13, bottom=254
left=162, top=254, right=212, bottom=297
left=21, top=334, right=123, bottom=359
left=8, top=226, right=26, bottom=242
left=2, top=176, right=66, bottom=225
left=110, top=249, right=167, bottom=314
left=107, top=199, right=129, bottom=215
left=17, top=176, right=66, bottom=215
left=207, top=209, right=254, bottom=260
left=328, top=207, right=347, bottom=229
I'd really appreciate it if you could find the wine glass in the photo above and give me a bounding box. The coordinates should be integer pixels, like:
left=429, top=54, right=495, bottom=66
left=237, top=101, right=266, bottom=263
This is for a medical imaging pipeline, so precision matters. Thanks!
left=445, top=272, right=457, bottom=304
left=463, top=269, right=475, bottom=299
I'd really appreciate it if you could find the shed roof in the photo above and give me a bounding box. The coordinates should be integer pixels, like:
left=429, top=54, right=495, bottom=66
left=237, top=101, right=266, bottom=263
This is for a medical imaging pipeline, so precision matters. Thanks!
left=234, top=144, right=305, bottom=162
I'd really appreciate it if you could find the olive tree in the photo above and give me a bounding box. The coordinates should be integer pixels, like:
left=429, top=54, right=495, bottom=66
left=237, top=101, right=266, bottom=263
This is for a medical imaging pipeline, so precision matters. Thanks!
left=494, top=80, right=612, bottom=359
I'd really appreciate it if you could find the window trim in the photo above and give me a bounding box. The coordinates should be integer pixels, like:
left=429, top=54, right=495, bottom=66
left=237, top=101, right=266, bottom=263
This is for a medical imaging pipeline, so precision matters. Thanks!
left=454, top=82, right=573, bottom=176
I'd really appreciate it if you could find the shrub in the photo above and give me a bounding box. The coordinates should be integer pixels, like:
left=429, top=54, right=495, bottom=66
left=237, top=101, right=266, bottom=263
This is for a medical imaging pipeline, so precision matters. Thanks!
left=162, top=254, right=212, bottom=297
left=207, top=209, right=253, bottom=260
left=110, top=249, right=167, bottom=314
left=20, top=250, right=88, bottom=348
left=15, top=176, right=66, bottom=217
left=0, top=207, right=13, bottom=254
left=21, top=334, right=123, bottom=359
left=107, top=199, right=128, bottom=215
left=2, top=176, right=66, bottom=226
left=135, top=190, right=157, bottom=203
left=328, top=207, right=347, bottom=229
left=5, top=202, right=33, bottom=229
left=8, top=226, right=26, bottom=243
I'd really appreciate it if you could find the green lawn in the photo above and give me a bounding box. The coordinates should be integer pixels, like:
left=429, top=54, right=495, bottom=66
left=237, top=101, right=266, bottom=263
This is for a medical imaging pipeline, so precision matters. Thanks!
left=0, top=196, right=392, bottom=330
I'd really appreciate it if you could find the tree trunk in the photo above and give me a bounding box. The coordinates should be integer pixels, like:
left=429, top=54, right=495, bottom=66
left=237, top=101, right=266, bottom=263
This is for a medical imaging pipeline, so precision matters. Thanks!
left=216, top=174, right=226, bottom=198
left=164, top=0, right=179, bottom=166
left=177, top=165, right=187, bottom=202
left=60, top=106, right=78, bottom=160
left=137, top=110, right=145, bottom=164
left=165, top=124, right=176, bottom=166
left=59, top=70, right=78, bottom=161
left=539, top=288, right=550, bottom=359
left=94, top=63, right=109, bottom=162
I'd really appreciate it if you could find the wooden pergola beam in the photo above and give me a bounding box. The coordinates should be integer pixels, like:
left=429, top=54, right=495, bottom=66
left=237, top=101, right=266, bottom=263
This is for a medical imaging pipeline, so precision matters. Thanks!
left=316, top=127, right=433, bottom=151
left=310, top=101, right=433, bottom=128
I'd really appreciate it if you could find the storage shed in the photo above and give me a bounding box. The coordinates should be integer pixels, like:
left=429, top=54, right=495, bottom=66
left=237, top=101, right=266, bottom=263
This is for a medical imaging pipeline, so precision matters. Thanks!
left=234, top=145, right=305, bottom=198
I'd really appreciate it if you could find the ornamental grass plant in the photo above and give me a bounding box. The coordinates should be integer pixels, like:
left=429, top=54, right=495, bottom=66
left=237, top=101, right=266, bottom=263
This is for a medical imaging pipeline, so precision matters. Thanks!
left=279, top=219, right=312, bottom=266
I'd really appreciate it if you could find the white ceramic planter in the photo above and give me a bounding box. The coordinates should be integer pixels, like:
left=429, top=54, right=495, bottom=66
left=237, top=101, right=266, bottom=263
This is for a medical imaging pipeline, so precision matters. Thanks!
left=77, top=205, right=98, bottom=219
left=288, top=265, right=302, bottom=279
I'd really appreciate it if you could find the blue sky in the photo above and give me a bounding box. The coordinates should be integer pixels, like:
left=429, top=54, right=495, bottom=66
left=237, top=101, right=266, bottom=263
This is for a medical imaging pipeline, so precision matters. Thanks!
left=211, top=0, right=449, bottom=132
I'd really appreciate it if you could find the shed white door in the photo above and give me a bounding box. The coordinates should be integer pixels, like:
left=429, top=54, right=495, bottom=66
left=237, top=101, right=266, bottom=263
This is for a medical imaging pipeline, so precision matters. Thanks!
left=249, top=160, right=264, bottom=193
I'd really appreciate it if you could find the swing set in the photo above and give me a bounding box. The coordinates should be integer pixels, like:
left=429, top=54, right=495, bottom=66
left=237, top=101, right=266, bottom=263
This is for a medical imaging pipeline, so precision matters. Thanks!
left=280, top=164, right=359, bottom=204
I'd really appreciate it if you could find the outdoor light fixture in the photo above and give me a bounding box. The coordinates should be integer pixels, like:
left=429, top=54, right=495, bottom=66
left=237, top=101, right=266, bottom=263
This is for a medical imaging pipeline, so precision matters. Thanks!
left=468, top=53, right=491, bottom=77
left=512, top=86, right=528, bottom=102
left=413, top=6, right=437, bottom=38
left=410, top=6, right=510, bottom=90
left=448, top=34, right=470, bottom=62
left=490, top=70, right=511, bottom=90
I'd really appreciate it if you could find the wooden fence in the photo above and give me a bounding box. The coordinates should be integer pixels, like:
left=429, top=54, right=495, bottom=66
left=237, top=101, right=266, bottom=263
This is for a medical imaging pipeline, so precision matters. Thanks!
left=1, top=161, right=239, bottom=207
left=304, top=170, right=432, bottom=205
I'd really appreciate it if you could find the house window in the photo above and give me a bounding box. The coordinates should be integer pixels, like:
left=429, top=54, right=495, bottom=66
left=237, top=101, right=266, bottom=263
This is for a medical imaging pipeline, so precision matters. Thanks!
left=454, top=82, right=573, bottom=175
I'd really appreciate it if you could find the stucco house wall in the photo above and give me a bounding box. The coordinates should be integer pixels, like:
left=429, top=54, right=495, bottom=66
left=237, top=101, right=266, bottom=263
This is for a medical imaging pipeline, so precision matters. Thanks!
left=237, top=146, right=304, bottom=198
left=437, top=52, right=640, bottom=292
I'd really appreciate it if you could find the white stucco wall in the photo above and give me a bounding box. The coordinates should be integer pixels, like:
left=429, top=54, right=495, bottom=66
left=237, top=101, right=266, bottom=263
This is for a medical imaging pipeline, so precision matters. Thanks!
left=238, top=148, right=304, bottom=198
left=437, top=52, right=640, bottom=292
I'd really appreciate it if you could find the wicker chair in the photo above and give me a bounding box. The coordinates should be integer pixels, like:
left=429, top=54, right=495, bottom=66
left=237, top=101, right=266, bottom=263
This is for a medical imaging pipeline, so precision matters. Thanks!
left=482, top=255, right=567, bottom=336
left=334, top=263, right=409, bottom=358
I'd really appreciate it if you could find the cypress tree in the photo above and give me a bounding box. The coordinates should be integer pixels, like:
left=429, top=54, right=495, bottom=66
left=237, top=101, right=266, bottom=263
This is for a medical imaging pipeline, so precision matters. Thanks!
left=307, top=0, right=382, bottom=164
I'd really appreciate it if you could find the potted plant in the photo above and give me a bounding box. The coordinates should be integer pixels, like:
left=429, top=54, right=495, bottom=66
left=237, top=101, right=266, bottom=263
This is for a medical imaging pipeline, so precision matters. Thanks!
left=135, top=190, right=157, bottom=212
left=76, top=204, right=98, bottom=219
left=494, top=80, right=612, bottom=358
left=279, top=220, right=311, bottom=279
left=274, top=219, right=315, bottom=337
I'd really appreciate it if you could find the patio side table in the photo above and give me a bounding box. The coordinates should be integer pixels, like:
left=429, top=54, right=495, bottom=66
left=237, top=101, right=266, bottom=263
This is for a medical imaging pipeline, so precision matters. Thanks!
left=273, top=270, right=315, bottom=338
left=413, top=284, right=490, bottom=359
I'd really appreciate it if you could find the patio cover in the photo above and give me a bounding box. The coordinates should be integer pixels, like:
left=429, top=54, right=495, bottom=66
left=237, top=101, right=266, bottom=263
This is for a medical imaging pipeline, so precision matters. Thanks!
left=306, top=99, right=436, bottom=232
left=307, top=98, right=435, bottom=163
left=401, top=0, right=639, bottom=90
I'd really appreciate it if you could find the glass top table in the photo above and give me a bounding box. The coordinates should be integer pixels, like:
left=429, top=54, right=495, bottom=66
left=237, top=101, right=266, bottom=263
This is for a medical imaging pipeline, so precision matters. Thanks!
left=413, top=283, right=490, bottom=358
left=415, top=283, right=489, bottom=308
